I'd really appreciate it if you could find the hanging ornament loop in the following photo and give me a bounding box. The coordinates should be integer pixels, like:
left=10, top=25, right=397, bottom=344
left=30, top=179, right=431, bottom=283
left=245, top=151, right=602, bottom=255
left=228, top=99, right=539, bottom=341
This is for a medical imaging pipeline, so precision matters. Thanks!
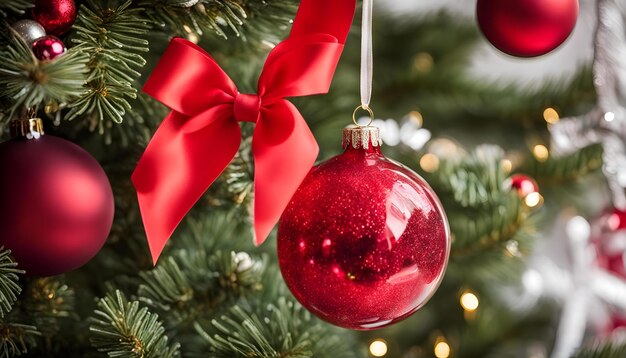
left=352, top=105, right=374, bottom=127
left=352, top=0, right=375, bottom=126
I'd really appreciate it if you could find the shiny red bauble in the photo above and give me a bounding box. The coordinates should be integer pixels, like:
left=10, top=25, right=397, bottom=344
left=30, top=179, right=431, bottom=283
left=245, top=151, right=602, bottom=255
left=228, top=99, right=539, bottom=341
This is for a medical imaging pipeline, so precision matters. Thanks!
left=32, top=0, right=76, bottom=36
left=476, top=0, right=578, bottom=57
left=0, top=133, right=114, bottom=276
left=278, top=127, right=450, bottom=330
left=32, top=36, right=66, bottom=61
left=509, top=174, right=539, bottom=198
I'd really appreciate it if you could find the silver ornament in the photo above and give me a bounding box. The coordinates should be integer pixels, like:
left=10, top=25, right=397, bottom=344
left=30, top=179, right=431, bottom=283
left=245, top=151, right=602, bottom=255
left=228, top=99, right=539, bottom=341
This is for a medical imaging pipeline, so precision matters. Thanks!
left=174, top=0, right=199, bottom=7
left=12, top=20, right=46, bottom=46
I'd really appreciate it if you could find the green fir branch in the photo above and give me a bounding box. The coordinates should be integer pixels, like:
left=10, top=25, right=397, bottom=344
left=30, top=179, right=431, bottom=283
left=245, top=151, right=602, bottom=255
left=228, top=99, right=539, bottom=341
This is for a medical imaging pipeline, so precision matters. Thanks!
left=137, top=250, right=264, bottom=326
left=141, top=0, right=296, bottom=42
left=195, top=297, right=357, bottom=358
left=0, top=248, right=23, bottom=318
left=21, top=278, right=75, bottom=337
left=89, top=290, right=180, bottom=358
left=423, top=145, right=537, bottom=282
left=0, top=322, right=39, bottom=358
left=574, top=342, right=626, bottom=358
left=69, top=0, right=150, bottom=131
left=522, top=143, right=603, bottom=183
left=0, top=29, right=88, bottom=122
left=0, top=0, right=33, bottom=17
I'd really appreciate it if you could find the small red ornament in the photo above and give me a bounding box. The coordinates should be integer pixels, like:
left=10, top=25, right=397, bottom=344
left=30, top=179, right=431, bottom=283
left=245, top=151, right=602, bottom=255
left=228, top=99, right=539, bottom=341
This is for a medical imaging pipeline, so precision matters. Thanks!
left=594, top=208, right=626, bottom=279
left=509, top=174, right=539, bottom=198
left=32, top=0, right=76, bottom=36
left=476, top=0, right=578, bottom=57
left=278, top=126, right=450, bottom=330
left=32, top=36, right=66, bottom=61
left=0, top=118, right=114, bottom=276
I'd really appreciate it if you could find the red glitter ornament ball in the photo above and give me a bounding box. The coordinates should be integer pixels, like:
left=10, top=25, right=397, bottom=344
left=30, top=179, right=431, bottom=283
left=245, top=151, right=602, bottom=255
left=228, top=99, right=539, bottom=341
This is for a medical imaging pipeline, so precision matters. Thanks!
left=32, top=0, right=76, bottom=36
left=509, top=174, right=539, bottom=198
left=32, top=36, right=66, bottom=61
left=278, top=126, right=450, bottom=330
left=476, top=0, right=578, bottom=57
left=0, top=119, right=114, bottom=276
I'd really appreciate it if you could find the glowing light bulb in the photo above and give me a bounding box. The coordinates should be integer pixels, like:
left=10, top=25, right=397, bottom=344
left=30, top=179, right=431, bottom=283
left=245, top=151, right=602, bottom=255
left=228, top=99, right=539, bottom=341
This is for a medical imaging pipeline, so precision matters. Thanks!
left=460, top=291, right=479, bottom=312
left=543, top=108, right=560, bottom=124
left=605, top=112, right=615, bottom=122
left=420, top=153, right=440, bottom=173
left=369, top=340, right=388, bottom=357
left=532, top=145, right=549, bottom=162
left=434, top=339, right=451, bottom=358
left=524, top=192, right=543, bottom=208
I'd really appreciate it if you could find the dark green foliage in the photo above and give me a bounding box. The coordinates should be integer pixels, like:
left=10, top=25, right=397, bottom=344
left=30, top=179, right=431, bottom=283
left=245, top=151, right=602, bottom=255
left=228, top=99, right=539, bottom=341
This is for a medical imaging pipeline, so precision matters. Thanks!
left=0, top=322, right=39, bottom=358
left=0, top=0, right=32, bottom=18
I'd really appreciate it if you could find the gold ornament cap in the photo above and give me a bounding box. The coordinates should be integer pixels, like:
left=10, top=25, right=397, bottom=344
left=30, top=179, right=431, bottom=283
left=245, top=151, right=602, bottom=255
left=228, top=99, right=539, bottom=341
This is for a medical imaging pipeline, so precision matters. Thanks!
left=10, top=117, right=45, bottom=140
left=342, top=125, right=382, bottom=150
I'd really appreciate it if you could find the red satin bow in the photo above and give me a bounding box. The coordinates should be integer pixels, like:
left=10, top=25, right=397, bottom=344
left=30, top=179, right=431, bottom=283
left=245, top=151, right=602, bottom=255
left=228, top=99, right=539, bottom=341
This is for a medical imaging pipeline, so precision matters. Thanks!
left=132, top=0, right=356, bottom=263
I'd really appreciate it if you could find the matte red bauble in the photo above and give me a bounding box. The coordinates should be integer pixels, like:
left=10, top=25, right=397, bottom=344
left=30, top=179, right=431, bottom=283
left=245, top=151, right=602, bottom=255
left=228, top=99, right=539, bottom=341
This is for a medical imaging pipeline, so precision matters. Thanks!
left=278, top=126, right=450, bottom=330
left=0, top=118, right=114, bottom=276
left=32, top=0, right=77, bottom=36
left=509, top=174, right=539, bottom=198
left=32, top=36, right=66, bottom=61
left=476, top=0, right=578, bottom=57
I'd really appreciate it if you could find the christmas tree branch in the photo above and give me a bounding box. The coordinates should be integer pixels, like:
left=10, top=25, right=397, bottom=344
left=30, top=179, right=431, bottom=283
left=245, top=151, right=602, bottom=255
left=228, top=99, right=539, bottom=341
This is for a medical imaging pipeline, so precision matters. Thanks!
left=195, top=297, right=358, bottom=358
left=21, top=278, right=75, bottom=338
left=138, top=248, right=264, bottom=326
left=140, top=0, right=297, bottom=42
left=0, top=322, right=40, bottom=358
left=89, top=290, right=180, bottom=358
left=574, top=342, right=626, bottom=358
left=68, top=0, right=150, bottom=132
left=522, top=143, right=603, bottom=183
left=423, top=145, right=536, bottom=281
left=0, top=29, right=88, bottom=124
left=0, top=248, right=23, bottom=318
left=0, top=0, right=32, bottom=18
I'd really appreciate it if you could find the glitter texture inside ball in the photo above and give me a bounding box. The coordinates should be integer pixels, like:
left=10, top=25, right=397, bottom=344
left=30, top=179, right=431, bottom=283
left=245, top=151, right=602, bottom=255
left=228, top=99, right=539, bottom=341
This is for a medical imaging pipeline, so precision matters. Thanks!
left=476, top=0, right=578, bottom=57
left=12, top=19, right=46, bottom=45
left=278, top=127, right=450, bottom=330
left=32, top=36, right=66, bottom=60
left=32, top=0, right=77, bottom=36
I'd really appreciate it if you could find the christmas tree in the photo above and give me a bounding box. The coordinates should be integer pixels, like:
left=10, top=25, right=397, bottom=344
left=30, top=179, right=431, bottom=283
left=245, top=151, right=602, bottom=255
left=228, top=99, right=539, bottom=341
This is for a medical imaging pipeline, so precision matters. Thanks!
left=1, top=0, right=625, bottom=357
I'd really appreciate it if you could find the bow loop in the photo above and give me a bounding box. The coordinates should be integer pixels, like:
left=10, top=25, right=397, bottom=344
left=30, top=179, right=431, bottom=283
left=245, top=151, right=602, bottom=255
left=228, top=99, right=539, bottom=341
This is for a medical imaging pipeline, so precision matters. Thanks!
left=259, top=36, right=345, bottom=100
left=133, top=0, right=356, bottom=264
left=143, top=38, right=238, bottom=116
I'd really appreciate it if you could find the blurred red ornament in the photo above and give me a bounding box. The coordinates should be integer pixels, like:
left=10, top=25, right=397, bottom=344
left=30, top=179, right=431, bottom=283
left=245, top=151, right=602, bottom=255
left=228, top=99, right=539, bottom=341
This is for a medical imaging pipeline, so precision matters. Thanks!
left=476, top=0, right=578, bottom=57
left=509, top=174, right=539, bottom=198
left=32, top=0, right=76, bottom=36
left=278, top=126, right=450, bottom=330
left=0, top=118, right=114, bottom=276
left=595, top=208, right=626, bottom=279
left=32, top=36, right=66, bottom=60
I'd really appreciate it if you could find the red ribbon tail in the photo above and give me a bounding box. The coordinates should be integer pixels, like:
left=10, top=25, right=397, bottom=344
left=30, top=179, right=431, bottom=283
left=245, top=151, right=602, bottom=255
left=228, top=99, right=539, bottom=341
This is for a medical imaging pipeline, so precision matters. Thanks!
left=251, top=101, right=319, bottom=245
left=132, top=109, right=241, bottom=264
